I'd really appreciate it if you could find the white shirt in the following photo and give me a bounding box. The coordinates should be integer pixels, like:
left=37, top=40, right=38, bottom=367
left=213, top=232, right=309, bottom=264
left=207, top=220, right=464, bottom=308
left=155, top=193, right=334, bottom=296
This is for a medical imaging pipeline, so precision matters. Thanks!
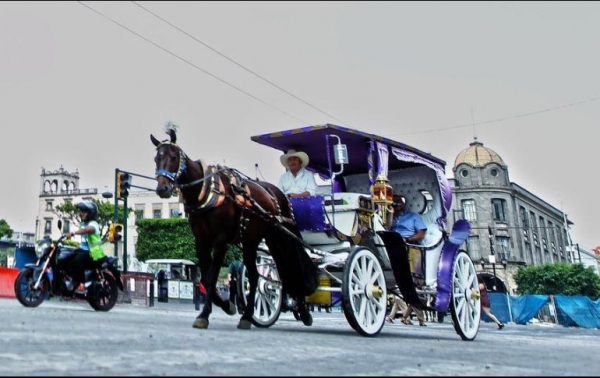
left=278, top=168, right=318, bottom=196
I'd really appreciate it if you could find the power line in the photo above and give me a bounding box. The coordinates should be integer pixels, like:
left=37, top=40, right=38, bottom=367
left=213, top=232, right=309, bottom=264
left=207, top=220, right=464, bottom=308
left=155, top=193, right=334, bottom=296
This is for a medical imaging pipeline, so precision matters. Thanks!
left=76, top=1, right=310, bottom=125
left=391, top=96, right=600, bottom=136
left=131, top=1, right=353, bottom=127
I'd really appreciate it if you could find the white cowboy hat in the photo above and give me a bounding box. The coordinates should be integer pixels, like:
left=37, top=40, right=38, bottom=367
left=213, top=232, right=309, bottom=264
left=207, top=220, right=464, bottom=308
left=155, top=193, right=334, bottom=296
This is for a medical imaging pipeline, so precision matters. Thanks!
left=280, top=149, right=309, bottom=169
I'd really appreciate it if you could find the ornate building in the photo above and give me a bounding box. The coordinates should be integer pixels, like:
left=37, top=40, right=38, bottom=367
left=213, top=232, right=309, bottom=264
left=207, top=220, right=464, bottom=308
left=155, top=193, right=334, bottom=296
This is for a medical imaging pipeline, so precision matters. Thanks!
left=448, top=138, right=575, bottom=292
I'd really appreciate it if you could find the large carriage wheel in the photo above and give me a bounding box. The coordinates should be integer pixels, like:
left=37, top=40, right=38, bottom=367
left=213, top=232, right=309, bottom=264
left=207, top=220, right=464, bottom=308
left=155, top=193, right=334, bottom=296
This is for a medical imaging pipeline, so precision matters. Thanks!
left=239, top=250, right=283, bottom=328
left=342, top=247, right=387, bottom=337
left=449, top=250, right=481, bottom=341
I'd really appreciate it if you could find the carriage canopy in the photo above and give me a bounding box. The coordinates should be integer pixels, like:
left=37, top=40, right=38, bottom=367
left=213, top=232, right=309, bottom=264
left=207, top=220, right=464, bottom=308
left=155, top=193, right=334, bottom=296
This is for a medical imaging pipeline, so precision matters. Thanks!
left=250, top=124, right=453, bottom=220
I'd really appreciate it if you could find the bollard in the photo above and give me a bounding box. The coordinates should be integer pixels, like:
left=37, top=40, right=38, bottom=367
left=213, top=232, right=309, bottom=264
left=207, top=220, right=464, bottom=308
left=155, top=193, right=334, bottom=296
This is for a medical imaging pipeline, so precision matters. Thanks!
left=149, top=278, right=154, bottom=307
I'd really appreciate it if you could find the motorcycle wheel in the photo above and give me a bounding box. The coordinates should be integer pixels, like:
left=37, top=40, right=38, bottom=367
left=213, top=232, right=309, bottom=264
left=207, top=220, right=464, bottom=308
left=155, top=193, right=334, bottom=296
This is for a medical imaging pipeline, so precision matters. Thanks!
left=14, top=268, right=49, bottom=308
left=87, top=272, right=119, bottom=312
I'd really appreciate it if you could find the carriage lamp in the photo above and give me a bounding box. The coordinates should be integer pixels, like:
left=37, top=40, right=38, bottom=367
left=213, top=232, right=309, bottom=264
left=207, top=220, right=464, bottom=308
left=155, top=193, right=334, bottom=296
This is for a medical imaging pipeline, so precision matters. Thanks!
left=372, top=174, right=394, bottom=224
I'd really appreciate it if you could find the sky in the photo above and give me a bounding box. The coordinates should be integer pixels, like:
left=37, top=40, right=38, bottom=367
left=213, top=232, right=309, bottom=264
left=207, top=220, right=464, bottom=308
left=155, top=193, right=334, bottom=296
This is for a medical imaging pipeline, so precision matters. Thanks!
left=1, top=1, right=598, bottom=249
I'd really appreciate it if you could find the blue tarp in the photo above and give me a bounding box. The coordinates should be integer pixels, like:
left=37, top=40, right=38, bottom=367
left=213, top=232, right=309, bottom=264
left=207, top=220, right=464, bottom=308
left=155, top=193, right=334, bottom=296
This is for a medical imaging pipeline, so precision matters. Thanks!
left=482, top=294, right=600, bottom=329
left=481, top=293, right=511, bottom=324
left=506, top=294, right=549, bottom=325
left=554, top=295, right=600, bottom=329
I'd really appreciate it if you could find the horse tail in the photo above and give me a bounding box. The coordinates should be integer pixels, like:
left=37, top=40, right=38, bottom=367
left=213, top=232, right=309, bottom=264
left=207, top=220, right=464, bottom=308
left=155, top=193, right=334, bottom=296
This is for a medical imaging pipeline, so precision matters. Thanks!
left=258, top=182, right=318, bottom=297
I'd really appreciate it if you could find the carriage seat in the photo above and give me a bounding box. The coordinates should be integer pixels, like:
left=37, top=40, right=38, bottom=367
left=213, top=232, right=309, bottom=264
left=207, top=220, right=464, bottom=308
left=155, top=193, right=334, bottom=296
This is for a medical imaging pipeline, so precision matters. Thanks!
left=290, top=193, right=366, bottom=247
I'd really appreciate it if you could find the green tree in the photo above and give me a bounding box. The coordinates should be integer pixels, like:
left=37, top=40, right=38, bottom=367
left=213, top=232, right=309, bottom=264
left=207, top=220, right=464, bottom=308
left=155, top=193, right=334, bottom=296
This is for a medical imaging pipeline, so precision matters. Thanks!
left=0, top=219, right=13, bottom=239
left=514, top=262, right=600, bottom=299
left=135, top=218, right=240, bottom=266
left=53, top=199, right=131, bottom=238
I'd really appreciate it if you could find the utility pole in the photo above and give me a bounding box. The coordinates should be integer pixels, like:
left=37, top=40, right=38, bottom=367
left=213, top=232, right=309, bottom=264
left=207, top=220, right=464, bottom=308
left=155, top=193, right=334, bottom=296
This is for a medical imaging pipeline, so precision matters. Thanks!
left=561, top=204, right=576, bottom=263
left=113, top=168, right=119, bottom=269
left=488, top=226, right=497, bottom=291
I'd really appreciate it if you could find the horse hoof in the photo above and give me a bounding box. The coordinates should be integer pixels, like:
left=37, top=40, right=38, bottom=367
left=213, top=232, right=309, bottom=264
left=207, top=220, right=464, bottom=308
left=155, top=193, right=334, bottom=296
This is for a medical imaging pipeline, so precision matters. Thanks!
left=300, top=312, right=313, bottom=327
left=227, top=301, right=237, bottom=316
left=193, top=318, right=209, bottom=329
left=237, top=319, right=252, bottom=330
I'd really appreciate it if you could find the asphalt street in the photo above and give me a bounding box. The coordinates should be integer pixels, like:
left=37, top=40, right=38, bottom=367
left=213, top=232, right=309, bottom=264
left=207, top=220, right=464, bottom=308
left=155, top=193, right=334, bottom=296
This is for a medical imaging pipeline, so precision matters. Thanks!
left=2, top=297, right=599, bottom=376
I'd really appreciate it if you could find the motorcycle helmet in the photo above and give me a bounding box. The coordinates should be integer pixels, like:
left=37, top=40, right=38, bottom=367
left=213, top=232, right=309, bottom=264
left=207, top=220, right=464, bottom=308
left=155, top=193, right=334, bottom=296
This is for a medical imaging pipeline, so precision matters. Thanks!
left=76, top=201, right=98, bottom=220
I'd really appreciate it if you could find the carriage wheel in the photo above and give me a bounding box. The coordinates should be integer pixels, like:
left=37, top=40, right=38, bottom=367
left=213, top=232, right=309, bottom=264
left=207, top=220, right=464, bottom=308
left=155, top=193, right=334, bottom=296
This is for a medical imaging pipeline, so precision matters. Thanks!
left=342, top=247, right=387, bottom=337
left=449, top=250, right=481, bottom=341
left=239, top=250, right=283, bottom=328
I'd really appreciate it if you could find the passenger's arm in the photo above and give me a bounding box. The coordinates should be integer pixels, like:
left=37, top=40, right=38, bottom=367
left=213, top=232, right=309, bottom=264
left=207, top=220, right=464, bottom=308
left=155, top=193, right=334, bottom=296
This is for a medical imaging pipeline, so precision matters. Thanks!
left=407, top=229, right=426, bottom=244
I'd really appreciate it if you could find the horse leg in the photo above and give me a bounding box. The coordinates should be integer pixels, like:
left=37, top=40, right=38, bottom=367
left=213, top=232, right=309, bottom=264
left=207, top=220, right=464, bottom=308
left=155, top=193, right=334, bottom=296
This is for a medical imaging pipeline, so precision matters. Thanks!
left=238, top=244, right=259, bottom=330
left=207, top=242, right=238, bottom=317
left=193, top=240, right=217, bottom=329
left=296, top=295, right=313, bottom=326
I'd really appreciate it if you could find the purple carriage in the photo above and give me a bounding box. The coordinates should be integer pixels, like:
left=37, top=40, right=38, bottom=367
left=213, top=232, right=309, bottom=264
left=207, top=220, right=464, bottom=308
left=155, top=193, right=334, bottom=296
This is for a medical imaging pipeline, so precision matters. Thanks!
left=240, top=124, right=480, bottom=339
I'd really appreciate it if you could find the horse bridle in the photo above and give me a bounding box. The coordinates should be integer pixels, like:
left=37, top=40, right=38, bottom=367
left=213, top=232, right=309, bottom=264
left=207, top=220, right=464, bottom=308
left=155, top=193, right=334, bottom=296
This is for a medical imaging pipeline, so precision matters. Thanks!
left=154, top=141, right=188, bottom=185
left=154, top=142, right=225, bottom=189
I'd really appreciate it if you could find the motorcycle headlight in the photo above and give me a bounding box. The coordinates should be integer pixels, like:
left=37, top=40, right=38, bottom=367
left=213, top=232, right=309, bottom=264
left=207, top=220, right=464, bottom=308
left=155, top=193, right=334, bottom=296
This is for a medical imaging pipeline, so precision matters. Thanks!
left=36, top=239, right=51, bottom=258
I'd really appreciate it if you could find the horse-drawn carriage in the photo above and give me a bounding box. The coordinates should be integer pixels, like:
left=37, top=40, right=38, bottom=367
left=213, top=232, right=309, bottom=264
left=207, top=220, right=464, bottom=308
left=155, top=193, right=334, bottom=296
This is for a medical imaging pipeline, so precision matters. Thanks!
left=241, top=124, right=481, bottom=339
left=151, top=123, right=481, bottom=340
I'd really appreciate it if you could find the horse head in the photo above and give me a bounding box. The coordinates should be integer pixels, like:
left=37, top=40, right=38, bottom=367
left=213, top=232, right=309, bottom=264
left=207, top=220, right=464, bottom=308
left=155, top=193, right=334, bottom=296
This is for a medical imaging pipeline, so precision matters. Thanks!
left=151, top=129, right=187, bottom=199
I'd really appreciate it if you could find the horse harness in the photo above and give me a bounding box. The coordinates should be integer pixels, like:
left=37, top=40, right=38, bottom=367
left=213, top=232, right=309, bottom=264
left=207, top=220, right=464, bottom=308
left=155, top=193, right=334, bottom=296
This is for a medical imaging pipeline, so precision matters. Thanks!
left=155, top=142, right=311, bottom=249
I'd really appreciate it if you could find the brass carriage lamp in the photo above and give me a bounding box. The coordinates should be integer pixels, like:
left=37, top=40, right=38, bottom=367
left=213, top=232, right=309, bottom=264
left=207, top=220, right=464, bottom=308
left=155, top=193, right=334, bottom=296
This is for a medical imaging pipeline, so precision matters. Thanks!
left=372, top=174, right=394, bottom=223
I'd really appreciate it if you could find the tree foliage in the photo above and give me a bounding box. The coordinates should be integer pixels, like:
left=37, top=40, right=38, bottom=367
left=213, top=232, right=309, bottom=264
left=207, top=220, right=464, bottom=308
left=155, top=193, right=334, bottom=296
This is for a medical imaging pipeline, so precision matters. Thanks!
left=0, top=219, right=13, bottom=239
left=53, top=199, right=131, bottom=238
left=514, top=262, right=600, bottom=299
left=135, top=218, right=240, bottom=266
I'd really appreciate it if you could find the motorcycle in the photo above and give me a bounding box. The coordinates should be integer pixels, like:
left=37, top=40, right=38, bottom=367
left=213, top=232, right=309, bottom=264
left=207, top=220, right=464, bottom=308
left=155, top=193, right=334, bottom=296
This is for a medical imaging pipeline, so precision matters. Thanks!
left=13, top=220, right=124, bottom=311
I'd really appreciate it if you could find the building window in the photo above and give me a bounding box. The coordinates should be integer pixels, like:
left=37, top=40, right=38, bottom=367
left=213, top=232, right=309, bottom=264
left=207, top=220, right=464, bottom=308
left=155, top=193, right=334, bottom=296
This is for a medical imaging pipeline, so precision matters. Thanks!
left=496, top=236, right=510, bottom=259
left=152, top=203, right=162, bottom=219
left=529, top=211, right=537, bottom=231
left=169, top=203, right=182, bottom=218
left=519, top=206, right=528, bottom=228
left=466, top=236, right=479, bottom=256
left=46, top=201, right=53, bottom=211
left=490, top=168, right=498, bottom=177
left=135, top=204, right=145, bottom=222
left=44, top=220, right=52, bottom=234
left=461, top=199, right=477, bottom=221
left=491, top=199, right=507, bottom=222
left=460, top=169, right=469, bottom=177
left=63, top=220, right=70, bottom=234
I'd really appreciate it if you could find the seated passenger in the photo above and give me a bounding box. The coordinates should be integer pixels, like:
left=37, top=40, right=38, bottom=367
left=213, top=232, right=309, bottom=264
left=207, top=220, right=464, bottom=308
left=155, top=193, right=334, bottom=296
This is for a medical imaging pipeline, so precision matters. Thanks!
left=386, top=195, right=428, bottom=285
left=278, top=149, right=318, bottom=198
left=385, top=195, right=427, bottom=245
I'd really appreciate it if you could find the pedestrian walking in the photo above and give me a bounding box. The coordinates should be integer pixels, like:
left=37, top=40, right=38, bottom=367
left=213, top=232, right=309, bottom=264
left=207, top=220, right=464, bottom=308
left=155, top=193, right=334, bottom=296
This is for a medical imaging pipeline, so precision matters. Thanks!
left=479, top=277, right=504, bottom=330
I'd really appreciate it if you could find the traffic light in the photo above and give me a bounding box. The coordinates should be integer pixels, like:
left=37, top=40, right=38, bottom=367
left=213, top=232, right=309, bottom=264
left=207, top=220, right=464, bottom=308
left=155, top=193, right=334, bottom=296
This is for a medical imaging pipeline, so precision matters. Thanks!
left=108, top=223, right=123, bottom=242
left=116, top=171, right=131, bottom=199
left=108, top=223, right=116, bottom=242
left=114, top=223, right=123, bottom=241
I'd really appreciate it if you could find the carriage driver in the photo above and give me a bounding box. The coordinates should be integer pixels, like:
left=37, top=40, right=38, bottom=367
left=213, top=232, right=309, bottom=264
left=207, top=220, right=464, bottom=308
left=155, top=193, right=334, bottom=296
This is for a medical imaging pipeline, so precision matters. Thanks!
left=63, top=201, right=109, bottom=291
left=278, top=149, right=318, bottom=198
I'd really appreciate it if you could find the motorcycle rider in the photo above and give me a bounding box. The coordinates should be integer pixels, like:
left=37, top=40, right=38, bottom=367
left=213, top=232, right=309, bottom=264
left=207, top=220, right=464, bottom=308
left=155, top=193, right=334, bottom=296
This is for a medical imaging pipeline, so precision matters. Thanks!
left=64, top=201, right=108, bottom=292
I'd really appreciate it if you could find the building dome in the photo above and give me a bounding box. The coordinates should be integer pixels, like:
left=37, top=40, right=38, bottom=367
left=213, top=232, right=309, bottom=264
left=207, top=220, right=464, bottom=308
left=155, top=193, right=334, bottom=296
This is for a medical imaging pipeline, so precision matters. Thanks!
left=454, top=138, right=506, bottom=168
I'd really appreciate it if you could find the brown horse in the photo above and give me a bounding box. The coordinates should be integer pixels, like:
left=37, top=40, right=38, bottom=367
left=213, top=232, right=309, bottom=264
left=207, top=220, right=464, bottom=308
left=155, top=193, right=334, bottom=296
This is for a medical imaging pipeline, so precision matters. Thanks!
left=151, top=129, right=318, bottom=329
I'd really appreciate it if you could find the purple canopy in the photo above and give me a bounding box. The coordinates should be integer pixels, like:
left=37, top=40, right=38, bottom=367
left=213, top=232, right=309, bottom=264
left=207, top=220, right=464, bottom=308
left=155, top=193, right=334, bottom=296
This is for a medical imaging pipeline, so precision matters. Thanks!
left=250, top=124, right=452, bottom=217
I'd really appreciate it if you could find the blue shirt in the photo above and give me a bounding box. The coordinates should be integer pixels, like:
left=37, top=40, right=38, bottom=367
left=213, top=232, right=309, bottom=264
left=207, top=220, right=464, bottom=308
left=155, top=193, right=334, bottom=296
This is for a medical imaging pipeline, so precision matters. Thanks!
left=278, top=168, right=317, bottom=196
left=391, top=212, right=427, bottom=241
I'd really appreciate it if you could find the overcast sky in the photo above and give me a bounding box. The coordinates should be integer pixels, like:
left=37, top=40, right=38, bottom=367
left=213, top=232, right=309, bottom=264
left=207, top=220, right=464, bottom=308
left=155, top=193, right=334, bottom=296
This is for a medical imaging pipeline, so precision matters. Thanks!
left=1, top=1, right=598, bottom=249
